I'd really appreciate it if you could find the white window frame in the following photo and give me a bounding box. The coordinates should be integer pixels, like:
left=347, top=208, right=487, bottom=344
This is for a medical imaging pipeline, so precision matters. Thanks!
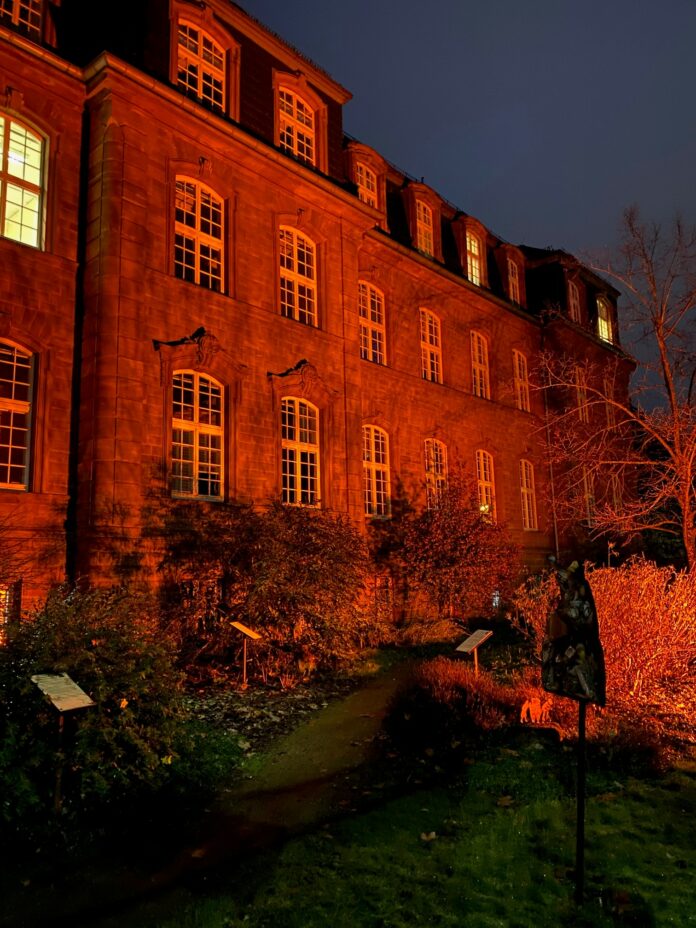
left=415, top=199, right=434, bottom=256
left=363, top=425, right=390, bottom=517
left=171, top=371, right=224, bottom=500
left=0, top=341, right=33, bottom=490
left=466, top=230, right=482, bottom=285
left=424, top=438, right=448, bottom=509
left=278, top=87, right=316, bottom=166
left=355, top=162, right=377, bottom=208
left=597, top=297, right=613, bottom=343
left=513, top=349, right=530, bottom=412
left=508, top=257, right=520, bottom=304
left=420, top=309, right=442, bottom=383
left=279, top=227, right=317, bottom=327
left=568, top=280, right=581, bottom=323
left=359, top=281, right=386, bottom=364
left=177, top=21, right=226, bottom=113
left=0, top=112, right=45, bottom=249
left=281, top=397, right=320, bottom=506
left=476, top=449, right=496, bottom=520
left=174, top=177, right=224, bottom=292
left=471, top=330, right=490, bottom=399
left=0, top=0, right=41, bottom=37
left=520, top=459, right=538, bottom=530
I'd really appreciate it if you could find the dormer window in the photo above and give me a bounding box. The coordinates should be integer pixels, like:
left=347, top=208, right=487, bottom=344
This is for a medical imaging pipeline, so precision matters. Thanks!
left=416, top=200, right=434, bottom=256
left=466, top=231, right=482, bottom=286
left=0, top=1, right=41, bottom=39
left=177, top=22, right=226, bottom=113
left=568, top=280, right=581, bottom=322
left=597, top=297, right=614, bottom=343
left=279, top=88, right=315, bottom=165
left=355, top=162, right=377, bottom=208
left=508, top=258, right=520, bottom=304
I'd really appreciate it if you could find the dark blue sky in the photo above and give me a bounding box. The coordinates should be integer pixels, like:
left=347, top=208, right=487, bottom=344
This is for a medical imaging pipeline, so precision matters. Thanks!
left=242, top=0, right=696, bottom=258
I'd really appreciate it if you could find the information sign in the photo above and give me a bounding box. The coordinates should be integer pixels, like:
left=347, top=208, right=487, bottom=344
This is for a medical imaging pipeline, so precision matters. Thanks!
left=31, top=673, right=95, bottom=713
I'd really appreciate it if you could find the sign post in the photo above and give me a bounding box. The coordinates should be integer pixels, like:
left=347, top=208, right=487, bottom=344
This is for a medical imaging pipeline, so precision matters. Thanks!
left=455, top=629, right=493, bottom=677
left=230, top=620, right=261, bottom=688
left=541, top=560, right=606, bottom=906
left=31, top=673, right=95, bottom=814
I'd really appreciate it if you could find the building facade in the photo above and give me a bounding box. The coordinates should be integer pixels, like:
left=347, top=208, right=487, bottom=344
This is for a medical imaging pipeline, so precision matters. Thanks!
left=0, top=0, right=633, bottom=625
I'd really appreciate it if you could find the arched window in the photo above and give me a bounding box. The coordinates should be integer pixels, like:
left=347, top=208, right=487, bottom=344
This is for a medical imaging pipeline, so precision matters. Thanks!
left=363, top=425, right=390, bottom=517
left=471, top=331, right=490, bottom=399
left=568, top=280, right=581, bottom=322
left=281, top=397, right=319, bottom=506
left=597, top=297, right=613, bottom=343
left=358, top=281, right=386, bottom=364
left=507, top=257, right=520, bottom=304
left=171, top=371, right=224, bottom=499
left=415, top=199, right=433, bottom=256
left=424, top=438, right=447, bottom=509
left=174, top=178, right=224, bottom=291
left=279, top=227, right=317, bottom=326
left=0, top=341, right=33, bottom=489
left=476, top=449, right=496, bottom=520
left=278, top=87, right=315, bottom=165
left=520, top=459, right=537, bottom=530
left=513, top=349, right=530, bottom=412
left=0, top=113, right=45, bottom=248
left=420, top=309, right=442, bottom=383
left=177, top=21, right=226, bottom=113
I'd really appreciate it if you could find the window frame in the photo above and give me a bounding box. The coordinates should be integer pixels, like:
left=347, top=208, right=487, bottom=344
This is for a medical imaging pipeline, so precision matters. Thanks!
left=358, top=280, right=386, bottom=365
left=176, top=19, right=227, bottom=114
left=597, top=297, right=614, bottom=343
left=281, top=396, right=320, bottom=507
left=568, top=280, right=581, bottom=323
left=355, top=161, right=377, bottom=208
left=363, top=424, right=390, bottom=518
left=173, top=176, right=225, bottom=292
left=476, top=449, right=496, bottom=521
left=415, top=199, right=434, bottom=256
left=0, top=340, right=34, bottom=491
left=0, top=0, right=41, bottom=38
left=0, top=112, right=46, bottom=249
left=519, top=459, right=538, bottom=530
left=507, top=257, right=520, bottom=304
left=466, top=230, right=483, bottom=286
left=279, top=226, right=318, bottom=327
left=513, top=349, right=530, bottom=412
left=424, top=438, right=448, bottom=510
left=171, top=370, right=224, bottom=501
left=420, top=308, right=443, bottom=384
left=471, top=330, right=490, bottom=399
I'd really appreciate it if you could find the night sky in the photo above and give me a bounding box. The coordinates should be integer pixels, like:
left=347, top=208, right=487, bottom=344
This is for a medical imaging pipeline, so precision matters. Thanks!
left=241, top=0, right=696, bottom=260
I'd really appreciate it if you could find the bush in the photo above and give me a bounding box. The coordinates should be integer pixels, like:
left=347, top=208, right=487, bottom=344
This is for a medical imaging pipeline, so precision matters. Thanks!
left=0, top=587, right=184, bottom=838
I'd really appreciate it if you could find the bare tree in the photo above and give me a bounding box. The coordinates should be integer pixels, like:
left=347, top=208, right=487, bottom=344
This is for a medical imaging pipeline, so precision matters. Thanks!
left=539, top=208, right=696, bottom=570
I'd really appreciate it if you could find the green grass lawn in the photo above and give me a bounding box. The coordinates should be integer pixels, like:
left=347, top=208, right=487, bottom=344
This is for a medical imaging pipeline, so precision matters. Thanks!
left=91, top=736, right=696, bottom=928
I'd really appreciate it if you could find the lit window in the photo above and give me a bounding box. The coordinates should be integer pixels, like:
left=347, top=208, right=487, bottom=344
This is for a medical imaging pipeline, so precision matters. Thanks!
left=0, top=580, right=20, bottom=645
left=363, top=425, right=390, bottom=517
left=513, top=349, right=530, bottom=412
left=415, top=200, right=433, bottom=256
left=279, top=227, right=317, bottom=326
left=278, top=88, right=315, bottom=165
left=568, top=280, right=581, bottom=323
left=471, top=331, right=490, bottom=399
left=0, top=113, right=44, bottom=248
left=466, top=231, right=482, bottom=285
left=476, top=449, right=496, bottom=520
left=597, top=298, right=613, bottom=343
left=0, top=341, right=33, bottom=490
left=424, top=438, right=447, bottom=509
left=171, top=371, right=223, bottom=499
left=582, top=466, right=595, bottom=525
left=576, top=369, right=589, bottom=424
left=358, top=281, right=386, bottom=364
left=281, top=397, right=319, bottom=506
left=0, top=1, right=41, bottom=37
left=355, top=162, right=377, bottom=208
left=508, top=258, right=520, bottom=304
left=520, top=459, right=537, bottom=530
left=174, top=178, right=224, bottom=292
left=177, top=22, right=225, bottom=113
left=420, top=309, right=442, bottom=383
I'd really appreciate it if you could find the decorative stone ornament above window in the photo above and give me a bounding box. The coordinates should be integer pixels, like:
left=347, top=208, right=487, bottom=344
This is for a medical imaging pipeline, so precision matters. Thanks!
left=273, top=72, right=328, bottom=173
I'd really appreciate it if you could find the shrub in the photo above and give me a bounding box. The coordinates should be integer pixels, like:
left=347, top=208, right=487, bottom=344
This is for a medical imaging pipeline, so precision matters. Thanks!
left=0, top=587, right=184, bottom=837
